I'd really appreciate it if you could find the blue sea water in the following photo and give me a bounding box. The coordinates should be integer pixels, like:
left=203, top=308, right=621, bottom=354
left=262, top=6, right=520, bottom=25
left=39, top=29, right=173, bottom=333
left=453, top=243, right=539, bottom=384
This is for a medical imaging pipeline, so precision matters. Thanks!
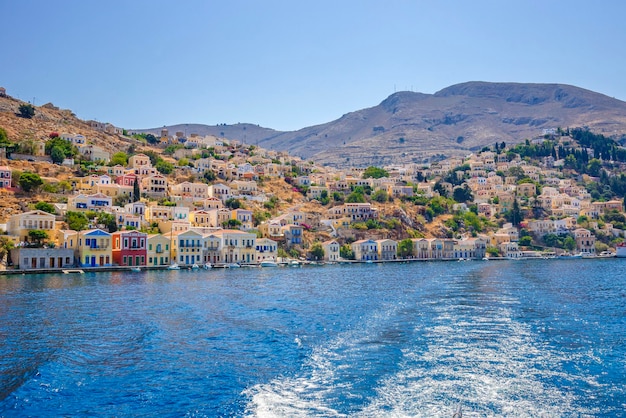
left=0, top=259, right=624, bottom=417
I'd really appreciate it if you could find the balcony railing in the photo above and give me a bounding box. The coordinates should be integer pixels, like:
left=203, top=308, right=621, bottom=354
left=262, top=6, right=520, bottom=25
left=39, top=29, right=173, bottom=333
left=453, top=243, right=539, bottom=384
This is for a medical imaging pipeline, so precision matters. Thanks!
left=88, top=245, right=108, bottom=251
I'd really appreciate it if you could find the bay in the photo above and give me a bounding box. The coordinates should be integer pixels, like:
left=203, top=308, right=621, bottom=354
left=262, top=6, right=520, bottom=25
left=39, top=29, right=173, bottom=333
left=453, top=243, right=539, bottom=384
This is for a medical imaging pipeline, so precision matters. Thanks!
left=0, top=259, right=624, bottom=417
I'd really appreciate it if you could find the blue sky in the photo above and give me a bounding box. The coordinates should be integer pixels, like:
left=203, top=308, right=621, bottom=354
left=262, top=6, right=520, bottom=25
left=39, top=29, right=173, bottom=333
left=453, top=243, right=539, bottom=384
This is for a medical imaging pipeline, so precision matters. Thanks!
left=2, top=1, right=625, bottom=131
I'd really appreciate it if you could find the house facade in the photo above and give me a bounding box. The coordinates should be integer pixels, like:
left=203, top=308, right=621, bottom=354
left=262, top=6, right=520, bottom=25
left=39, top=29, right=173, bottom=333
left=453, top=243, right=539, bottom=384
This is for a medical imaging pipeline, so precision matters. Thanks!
left=112, top=230, right=148, bottom=266
left=7, top=210, right=56, bottom=243
left=147, top=234, right=171, bottom=266
left=77, top=229, right=112, bottom=267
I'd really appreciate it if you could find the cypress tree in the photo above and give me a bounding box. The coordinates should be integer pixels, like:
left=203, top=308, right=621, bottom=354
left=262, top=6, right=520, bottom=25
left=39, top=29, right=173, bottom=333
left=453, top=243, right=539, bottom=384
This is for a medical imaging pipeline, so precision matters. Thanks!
left=133, top=178, right=140, bottom=202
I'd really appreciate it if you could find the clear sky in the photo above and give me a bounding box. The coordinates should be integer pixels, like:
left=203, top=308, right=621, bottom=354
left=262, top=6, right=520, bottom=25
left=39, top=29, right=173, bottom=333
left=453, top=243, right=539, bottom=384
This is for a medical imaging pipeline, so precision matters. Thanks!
left=2, top=1, right=625, bottom=132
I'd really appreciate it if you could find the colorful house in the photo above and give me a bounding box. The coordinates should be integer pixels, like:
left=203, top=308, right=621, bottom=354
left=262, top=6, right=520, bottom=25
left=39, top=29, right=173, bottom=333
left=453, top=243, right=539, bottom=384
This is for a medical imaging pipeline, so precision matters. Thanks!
left=147, top=234, right=171, bottom=267
left=112, top=230, right=147, bottom=266
left=7, top=210, right=56, bottom=243
left=77, top=229, right=112, bottom=267
left=0, top=166, right=12, bottom=188
left=175, top=229, right=205, bottom=267
left=255, top=238, right=278, bottom=262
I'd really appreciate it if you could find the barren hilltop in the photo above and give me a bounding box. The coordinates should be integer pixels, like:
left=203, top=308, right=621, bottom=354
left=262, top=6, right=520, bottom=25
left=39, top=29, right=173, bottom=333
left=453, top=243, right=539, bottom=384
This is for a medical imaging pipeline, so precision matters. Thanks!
left=139, top=81, right=626, bottom=167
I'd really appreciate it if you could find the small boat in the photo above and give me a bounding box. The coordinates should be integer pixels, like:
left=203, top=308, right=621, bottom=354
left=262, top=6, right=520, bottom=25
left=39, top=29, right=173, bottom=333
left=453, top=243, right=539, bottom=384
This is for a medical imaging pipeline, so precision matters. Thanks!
left=225, top=263, right=240, bottom=268
left=167, top=263, right=180, bottom=270
left=62, top=269, right=84, bottom=274
left=260, top=260, right=278, bottom=267
left=191, top=264, right=200, bottom=270
left=203, top=263, right=212, bottom=269
left=289, top=260, right=301, bottom=267
left=130, top=266, right=141, bottom=272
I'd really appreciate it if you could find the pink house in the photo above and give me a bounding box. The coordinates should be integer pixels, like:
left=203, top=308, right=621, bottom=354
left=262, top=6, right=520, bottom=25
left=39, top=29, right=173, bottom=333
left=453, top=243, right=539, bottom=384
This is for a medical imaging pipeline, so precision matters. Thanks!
left=0, top=166, right=11, bottom=188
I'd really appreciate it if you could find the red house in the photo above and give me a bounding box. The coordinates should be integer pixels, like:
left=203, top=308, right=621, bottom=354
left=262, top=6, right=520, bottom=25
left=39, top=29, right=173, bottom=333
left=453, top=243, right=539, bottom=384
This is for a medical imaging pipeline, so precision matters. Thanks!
left=112, top=230, right=147, bottom=266
left=115, top=173, right=138, bottom=187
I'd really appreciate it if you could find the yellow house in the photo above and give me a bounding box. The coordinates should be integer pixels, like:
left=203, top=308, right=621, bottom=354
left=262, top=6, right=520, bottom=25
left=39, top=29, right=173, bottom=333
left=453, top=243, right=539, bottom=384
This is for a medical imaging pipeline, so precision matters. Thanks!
left=147, top=234, right=171, bottom=267
left=7, top=210, right=57, bottom=243
left=77, top=229, right=112, bottom=267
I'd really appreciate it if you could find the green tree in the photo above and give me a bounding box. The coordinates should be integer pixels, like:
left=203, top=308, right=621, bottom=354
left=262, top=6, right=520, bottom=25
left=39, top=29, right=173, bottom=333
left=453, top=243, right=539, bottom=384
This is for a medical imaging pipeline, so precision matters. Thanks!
left=372, top=189, right=388, bottom=203
left=486, top=246, right=500, bottom=257
left=45, top=137, right=76, bottom=158
left=340, top=244, right=355, bottom=260
left=309, top=242, right=324, bottom=261
left=225, top=198, right=241, bottom=209
left=18, top=172, right=43, bottom=192
left=346, top=191, right=365, bottom=203
left=18, top=104, right=35, bottom=119
left=110, top=152, right=128, bottom=166
left=563, top=236, right=576, bottom=251
left=519, top=236, right=532, bottom=246
left=97, top=212, right=118, bottom=233
left=34, top=201, right=55, bottom=214
left=203, top=170, right=217, bottom=182
left=28, top=230, right=49, bottom=246
left=319, top=189, right=330, bottom=205
left=397, top=238, right=413, bottom=258
left=586, top=158, right=603, bottom=177
left=222, top=219, right=242, bottom=229
left=362, top=166, right=389, bottom=179
left=155, top=160, right=174, bottom=174
left=505, top=198, right=522, bottom=226
left=145, top=133, right=158, bottom=144
left=507, top=166, right=526, bottom=181
left=0, top=236, right=15, bottom=264
left=50, top=146, right=65, bottom=164
left=0, top=127, right=7, bottom=143
left=133, top=178, right=140, bottom=202
left=65, top=211, right=89, bottom=231
left=452, top=184, right=473, bottom=203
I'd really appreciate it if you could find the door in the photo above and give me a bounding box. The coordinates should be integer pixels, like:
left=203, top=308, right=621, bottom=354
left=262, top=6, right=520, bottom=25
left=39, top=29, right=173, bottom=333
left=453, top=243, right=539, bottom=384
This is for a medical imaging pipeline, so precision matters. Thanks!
left=91, top=256, right=96, bottom=267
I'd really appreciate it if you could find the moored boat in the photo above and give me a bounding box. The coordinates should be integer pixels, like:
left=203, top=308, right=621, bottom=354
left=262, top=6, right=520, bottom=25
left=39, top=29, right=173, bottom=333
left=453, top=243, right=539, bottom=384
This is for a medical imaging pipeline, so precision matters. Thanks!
left=167, top=263, right=180, bottom=270
left=260, top=260, right=278, bottom=267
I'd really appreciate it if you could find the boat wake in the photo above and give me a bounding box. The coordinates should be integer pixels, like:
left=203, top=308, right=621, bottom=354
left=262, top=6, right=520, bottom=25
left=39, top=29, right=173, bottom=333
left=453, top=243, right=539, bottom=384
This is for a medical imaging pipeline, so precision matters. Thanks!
left=243, top=293, right=600, bottom=417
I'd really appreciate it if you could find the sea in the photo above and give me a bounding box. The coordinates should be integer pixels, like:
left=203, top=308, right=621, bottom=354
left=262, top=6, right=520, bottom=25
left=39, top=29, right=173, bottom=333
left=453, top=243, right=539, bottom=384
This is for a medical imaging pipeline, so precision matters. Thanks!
left=0, top=259, right=624, bottom=417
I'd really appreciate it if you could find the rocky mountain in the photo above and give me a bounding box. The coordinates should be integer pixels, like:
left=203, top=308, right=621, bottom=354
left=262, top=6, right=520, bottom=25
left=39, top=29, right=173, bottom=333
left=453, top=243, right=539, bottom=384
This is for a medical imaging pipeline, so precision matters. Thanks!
left=140, top=81, right=626, bottom=167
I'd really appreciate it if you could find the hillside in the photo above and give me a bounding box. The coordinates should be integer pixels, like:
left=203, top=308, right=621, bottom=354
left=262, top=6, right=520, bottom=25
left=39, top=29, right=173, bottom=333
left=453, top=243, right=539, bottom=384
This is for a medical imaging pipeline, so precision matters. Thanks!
left=141, top=82, right=626, bottom=167
left=0, top=95, right=133, bottom=156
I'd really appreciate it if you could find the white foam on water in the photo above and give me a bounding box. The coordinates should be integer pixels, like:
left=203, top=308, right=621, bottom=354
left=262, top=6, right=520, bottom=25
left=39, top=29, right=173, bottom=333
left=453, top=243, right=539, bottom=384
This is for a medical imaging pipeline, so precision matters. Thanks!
left=355, top=303, right=601, bottom=418
left=243, top=303, right=407, bottom=417
left=243, top=293, right=604, bottom=417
